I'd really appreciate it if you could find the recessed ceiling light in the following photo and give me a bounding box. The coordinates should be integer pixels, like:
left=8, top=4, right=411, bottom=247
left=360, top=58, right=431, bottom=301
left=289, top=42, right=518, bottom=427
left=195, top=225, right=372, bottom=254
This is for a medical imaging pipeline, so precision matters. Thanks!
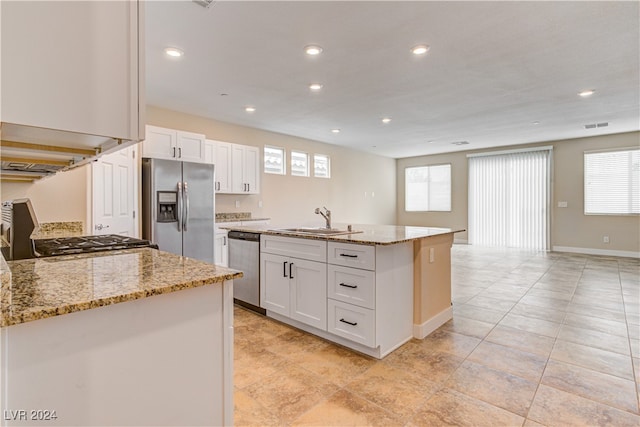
left=164, top=47, right=184, bottom=58
left=451, top=141, right=469, bottom=145
left=411, top=44, right=430, bottom=55
left=578, top=89, right=595, bottom=97
left=309, top=83, right=323, bottom=91
left=304, top=45, right=323, bottom=56
left=331, top=129, right=340, bottom=133
left=381, top=117, right=392, bottom=124
left=532, top=121, right=540, bottom=125
left=244, top=106, right=256, bottom=113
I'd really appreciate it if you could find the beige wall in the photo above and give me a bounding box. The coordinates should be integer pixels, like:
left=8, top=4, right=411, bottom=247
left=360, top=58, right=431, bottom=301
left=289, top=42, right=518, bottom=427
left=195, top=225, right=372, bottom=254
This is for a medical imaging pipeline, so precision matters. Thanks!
left=147, top=106, right=397, bottom=227
left=1, top=165, right=89, bottom=228
left=397, top=131, right=640, bottom=255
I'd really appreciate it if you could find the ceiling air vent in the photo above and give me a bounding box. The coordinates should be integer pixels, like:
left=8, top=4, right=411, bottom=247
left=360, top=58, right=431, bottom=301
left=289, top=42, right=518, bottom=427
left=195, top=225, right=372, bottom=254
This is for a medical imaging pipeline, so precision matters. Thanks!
left=451, top=141, right=470, bottom=146
left=193, top=0, right=216, bottom=9
left=584, top=122, right=609, bottom=129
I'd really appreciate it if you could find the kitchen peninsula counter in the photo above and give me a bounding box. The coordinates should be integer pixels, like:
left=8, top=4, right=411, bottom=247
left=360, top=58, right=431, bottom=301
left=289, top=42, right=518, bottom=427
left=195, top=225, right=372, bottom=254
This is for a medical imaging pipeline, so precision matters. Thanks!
left=1, top=248, right=240, bottom=426
left=1, top=247, right=241, bottom=327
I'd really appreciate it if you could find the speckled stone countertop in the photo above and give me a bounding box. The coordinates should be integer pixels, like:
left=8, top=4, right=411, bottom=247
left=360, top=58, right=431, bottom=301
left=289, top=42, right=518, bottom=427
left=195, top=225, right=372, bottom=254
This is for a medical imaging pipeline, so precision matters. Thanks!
left=31, top=221, right=84, bottom=239
left=221, top=223, right=464, bottom=246
left=1, top=248, right=242, bottom=327
left=216, top=212, right=270, bottom=223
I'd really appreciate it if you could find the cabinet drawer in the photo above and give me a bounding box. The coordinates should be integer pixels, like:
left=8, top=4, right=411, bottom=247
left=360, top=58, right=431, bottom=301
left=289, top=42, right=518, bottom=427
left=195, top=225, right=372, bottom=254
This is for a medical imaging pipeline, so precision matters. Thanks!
left=261, top=235, right=327, bottom=263
left=327, top=242, right=375, bottom=270
left=327, top=265, right=375, bottom=309
left=328, top=299, right=375, bottom=347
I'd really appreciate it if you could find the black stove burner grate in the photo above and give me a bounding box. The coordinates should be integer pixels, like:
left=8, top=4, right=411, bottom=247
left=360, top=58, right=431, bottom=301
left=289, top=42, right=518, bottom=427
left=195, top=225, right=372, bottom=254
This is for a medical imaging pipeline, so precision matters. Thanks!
left=34, top=234, right=156, bottom=257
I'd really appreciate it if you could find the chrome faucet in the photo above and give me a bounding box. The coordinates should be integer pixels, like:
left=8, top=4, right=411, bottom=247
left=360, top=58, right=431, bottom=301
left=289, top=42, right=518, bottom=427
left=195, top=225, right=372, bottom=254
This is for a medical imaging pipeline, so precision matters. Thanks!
left=315, top=207, right=331, bottom=229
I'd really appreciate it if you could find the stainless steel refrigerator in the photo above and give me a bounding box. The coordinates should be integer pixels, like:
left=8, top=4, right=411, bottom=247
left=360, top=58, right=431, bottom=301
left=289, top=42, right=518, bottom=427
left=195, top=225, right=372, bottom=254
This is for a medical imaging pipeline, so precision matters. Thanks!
left=142, top=158, right=215, bottom=263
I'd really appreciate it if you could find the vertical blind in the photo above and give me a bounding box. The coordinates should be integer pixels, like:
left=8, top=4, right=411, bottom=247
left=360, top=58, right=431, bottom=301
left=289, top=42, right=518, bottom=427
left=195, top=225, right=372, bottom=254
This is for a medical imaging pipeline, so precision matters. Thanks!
left=468, top=149, right=550, bottom=251
left=584, top=148, right=639, bottom=215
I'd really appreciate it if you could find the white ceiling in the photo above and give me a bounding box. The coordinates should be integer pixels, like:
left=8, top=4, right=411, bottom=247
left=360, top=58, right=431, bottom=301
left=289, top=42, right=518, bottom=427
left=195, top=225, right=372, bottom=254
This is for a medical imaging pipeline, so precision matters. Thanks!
left=146, top=1, right=640, bottom=159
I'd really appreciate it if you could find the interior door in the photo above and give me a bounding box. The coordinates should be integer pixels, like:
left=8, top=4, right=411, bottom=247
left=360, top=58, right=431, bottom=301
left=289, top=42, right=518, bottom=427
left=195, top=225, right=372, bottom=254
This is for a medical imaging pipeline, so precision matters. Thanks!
left=92, top=145, right=138, bottom=236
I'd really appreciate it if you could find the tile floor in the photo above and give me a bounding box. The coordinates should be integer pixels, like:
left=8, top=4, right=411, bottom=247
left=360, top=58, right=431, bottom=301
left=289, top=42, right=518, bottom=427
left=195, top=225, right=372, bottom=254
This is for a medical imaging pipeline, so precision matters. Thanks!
left=233, top=245, right=640, bottom=426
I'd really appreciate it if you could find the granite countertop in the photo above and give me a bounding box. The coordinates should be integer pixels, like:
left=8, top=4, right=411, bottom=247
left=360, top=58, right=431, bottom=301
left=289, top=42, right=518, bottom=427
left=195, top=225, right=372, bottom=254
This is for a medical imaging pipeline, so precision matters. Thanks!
left=221, top=223, right=464, bottom=246
left=216, top=212, right=270, bottom=223
left=1, top=248, right=242, bottom=327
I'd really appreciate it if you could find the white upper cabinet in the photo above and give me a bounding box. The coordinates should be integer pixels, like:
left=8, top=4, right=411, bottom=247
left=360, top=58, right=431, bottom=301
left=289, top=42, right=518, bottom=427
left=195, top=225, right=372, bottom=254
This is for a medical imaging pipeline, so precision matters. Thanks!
left=1, top=0, right=144, bottom=142
left=231, top=144, right=260, bottom=194
left=214, top=141, right=232, bottom=193
left=142, top=125, right=206, bottom=163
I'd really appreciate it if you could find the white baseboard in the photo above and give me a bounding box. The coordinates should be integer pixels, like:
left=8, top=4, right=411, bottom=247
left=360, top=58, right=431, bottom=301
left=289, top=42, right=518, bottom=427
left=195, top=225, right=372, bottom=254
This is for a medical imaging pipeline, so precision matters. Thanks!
left=413, top=306, right=453, bottom=339
left=453, top=238, right=468, bottom=244
left=552, top=246, right=640, bottom=259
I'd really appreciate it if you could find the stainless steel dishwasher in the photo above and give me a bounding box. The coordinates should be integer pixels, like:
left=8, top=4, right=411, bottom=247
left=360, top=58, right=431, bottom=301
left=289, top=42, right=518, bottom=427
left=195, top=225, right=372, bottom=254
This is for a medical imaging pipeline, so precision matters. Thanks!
left=228, top=231, right=266, bottom=314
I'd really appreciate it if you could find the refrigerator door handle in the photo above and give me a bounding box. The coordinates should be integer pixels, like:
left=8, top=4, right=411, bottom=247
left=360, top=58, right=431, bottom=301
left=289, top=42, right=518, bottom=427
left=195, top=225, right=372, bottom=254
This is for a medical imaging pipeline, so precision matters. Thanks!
left=183, top=181, right=190, bottom=231
left=177, top=181, right=183, bottom=232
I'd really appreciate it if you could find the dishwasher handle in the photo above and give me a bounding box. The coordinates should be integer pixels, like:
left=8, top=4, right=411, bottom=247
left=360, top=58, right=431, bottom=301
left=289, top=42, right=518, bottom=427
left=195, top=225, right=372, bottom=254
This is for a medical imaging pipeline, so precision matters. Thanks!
left=227, top=231, right=261, bottom=242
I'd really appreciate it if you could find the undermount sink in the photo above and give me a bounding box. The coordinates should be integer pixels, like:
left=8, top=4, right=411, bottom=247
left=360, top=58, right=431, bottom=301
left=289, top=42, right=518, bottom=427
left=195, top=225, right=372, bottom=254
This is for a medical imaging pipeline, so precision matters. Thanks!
left=272, top=227, right=362, bottom=236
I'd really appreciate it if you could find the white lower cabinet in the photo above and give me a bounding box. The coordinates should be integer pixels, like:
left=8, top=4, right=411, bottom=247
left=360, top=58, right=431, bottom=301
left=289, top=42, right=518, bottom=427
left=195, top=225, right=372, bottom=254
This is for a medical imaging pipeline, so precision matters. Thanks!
left=261, top=251, right=327, bottom=330
left=214, top=230, right=229, bottom=267
left=260, top=235, right=414, bottom=359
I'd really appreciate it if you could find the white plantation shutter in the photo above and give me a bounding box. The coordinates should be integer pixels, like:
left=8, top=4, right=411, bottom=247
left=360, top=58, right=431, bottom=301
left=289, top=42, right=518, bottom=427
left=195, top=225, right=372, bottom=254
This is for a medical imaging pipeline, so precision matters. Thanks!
left=468, top=148, right=551, bottom=251
left=584, top=148, right=640, bottom=215
left=405, top=164, right=451, bottom=211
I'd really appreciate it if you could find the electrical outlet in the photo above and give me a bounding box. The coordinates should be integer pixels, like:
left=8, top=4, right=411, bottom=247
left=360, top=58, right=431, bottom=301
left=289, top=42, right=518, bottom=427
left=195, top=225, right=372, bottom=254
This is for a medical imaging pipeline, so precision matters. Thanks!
left=558, top=201, right=568, bottom=208
left=603, top=235, right=610, bottom=243
left=235, top=200, right=240, bottom=208
left=258, top=200, right=263, bottom=208
left=429, top=247, right=435, bottom=263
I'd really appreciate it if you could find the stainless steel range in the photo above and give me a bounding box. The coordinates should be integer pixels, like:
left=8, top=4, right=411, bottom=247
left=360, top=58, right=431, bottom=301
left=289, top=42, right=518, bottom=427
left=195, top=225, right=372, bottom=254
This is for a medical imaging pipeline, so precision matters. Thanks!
left=33, top=234, right=157, bottom=257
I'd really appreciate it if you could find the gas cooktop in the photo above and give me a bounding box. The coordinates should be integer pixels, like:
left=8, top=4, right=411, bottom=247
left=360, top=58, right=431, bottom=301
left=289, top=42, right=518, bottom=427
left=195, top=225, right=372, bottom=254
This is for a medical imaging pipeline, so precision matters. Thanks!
left=34, top=234, right=157, bottom=257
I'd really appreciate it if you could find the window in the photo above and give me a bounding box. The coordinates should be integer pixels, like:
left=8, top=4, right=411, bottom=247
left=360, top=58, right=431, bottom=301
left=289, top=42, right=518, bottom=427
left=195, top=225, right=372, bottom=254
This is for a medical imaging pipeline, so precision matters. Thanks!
left=314, top=154, right=330, bottom=178
left=264, top=146, right=285, bottom=175
left=585, top=148, right=640, bottom=215
left=291, top=151, right=309, bottom=177
left=405, top=164, right=451, bottom=211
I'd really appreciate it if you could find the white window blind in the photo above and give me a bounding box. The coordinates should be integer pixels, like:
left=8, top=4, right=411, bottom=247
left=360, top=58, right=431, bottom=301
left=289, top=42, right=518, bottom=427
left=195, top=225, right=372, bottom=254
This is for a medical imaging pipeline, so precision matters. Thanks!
left=291, top=151, right=309, bottom=177
left=468, top=149, right=550, bottom=251
left=314, top=154, right=330, bottom=178
left=405, top=164, right=451, bottom=211
left=584, top=148, right=640, bottom=215
left=264, top=146, right=285, bottom=175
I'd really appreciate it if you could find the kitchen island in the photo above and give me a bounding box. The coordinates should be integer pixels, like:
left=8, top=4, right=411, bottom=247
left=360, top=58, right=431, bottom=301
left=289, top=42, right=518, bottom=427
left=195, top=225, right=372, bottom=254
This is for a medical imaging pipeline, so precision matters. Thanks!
left=0, top=248, right=241, bottom=426
left=223, top=223, right=462, bottom=358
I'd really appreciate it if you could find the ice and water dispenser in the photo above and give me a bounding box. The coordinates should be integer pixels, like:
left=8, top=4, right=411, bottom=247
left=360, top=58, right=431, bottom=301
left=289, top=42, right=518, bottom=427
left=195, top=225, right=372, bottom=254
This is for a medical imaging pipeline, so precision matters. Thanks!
left=157, top=191, right=178, bottom=222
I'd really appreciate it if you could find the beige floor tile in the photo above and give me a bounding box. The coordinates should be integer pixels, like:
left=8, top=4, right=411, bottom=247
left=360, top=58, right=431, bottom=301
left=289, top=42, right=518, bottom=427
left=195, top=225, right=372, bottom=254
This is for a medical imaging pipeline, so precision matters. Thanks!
left=383, top=343, right=464, bottom=384
left=244, top=364, right=339, bottom=423
left=510, top=302, right=567, bottom=323
left=557, top=324, right=630, bottom=355
left=633, top=357, right=640, bottom=394
left=524, top=419, right=547, bottom=427
left=485, top=325, right=556, bottom=357
left=345, top=363, right=440, bottom=420
left=234, top=346, right=289, bottom=389
left=286, top=342, right=376, bottom=387
left=541, top=359, right=639, bottom=414
left=571, top=295, right=625, bottom=312
left=467, top=340, right=547, bottom=382
left=499, top=312, right=561, bottom=338
left=440, top=316, right=495, bottom=339
left=445, top=360, right=537, bottom=416
left=550, top=340, right=634, bottom=381
left=263, top=328, right=333, bottom=359
left=234, top=389, right=282, bottom=427
left=566, top=302, right=627, bottom=323
left=452, top=303, right=505, bottom=323
left=519, top=294, right=570, bottom=311
left=410, top=388, right=524, bottom=426
left=528, top=384, right=640, bottom=427
left=415, top=329, right=482, bottom=358
left=526, top=287, right=574, bottom=301
left=291, top=389, right=403, bottom=427
left=465, top=295, right=517, bottom=312
left=563, top=312, right=628, bottom=337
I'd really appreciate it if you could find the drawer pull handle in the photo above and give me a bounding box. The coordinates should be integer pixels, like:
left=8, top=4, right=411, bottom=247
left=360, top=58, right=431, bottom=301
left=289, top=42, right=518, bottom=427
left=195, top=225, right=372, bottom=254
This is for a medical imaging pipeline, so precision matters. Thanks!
left=339, top=318, right=358, bottom=326
left=339, top=253, right=358, bottom=258
left=339, top=282, right=358, bottom=289
left=283, top=261, right=288, bottom=278
left=289, top=262, right=294, bottom=279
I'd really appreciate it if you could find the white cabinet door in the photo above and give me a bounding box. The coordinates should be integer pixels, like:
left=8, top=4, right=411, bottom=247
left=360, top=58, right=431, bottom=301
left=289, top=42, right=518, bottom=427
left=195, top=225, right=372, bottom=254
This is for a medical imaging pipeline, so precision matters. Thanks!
left=214, top=231, right=228, bottom=267
left=177, top=131, right=206, bottom=163
left=243, top=145, right=260, bottom=194
left=2, top=1, right=142, bottom=141
left=142, top=125, right=177, bottom=160
left=261, top=253, right=290, bottom=316
left=290, top=258, right=327, bottom=330
left=214, top=142, right=232, bottom=193
left=231, top=144, right=245, bottom=193
left=204, top=140, right=216, bottom=165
